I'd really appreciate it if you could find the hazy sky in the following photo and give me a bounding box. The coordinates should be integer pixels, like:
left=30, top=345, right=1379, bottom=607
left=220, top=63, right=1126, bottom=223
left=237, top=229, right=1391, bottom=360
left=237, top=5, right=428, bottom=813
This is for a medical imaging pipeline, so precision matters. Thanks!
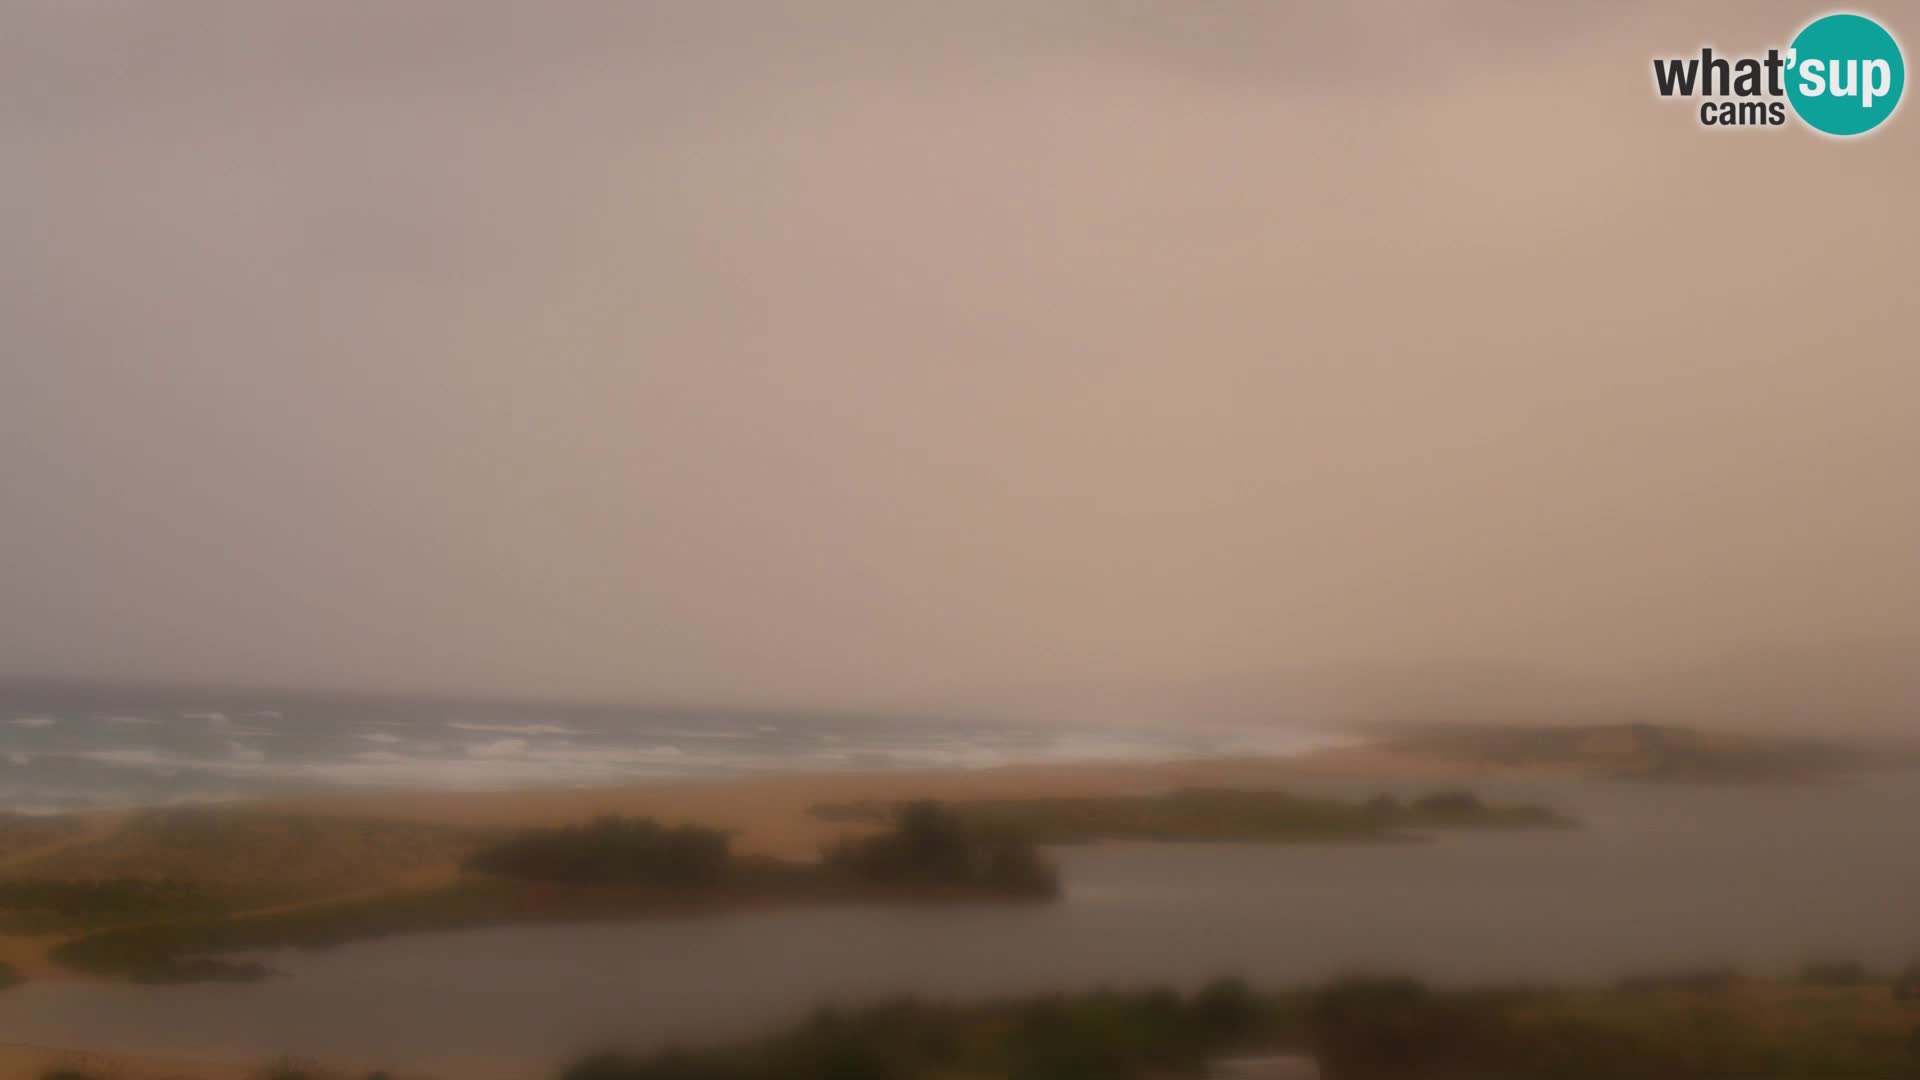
left=3, top=2, right=1915, bottom=708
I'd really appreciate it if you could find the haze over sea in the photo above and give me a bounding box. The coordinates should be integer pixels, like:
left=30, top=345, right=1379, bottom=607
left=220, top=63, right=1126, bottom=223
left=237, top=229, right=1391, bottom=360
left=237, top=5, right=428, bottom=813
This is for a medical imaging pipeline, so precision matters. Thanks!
left=0, top=685, right=1344, bottom=816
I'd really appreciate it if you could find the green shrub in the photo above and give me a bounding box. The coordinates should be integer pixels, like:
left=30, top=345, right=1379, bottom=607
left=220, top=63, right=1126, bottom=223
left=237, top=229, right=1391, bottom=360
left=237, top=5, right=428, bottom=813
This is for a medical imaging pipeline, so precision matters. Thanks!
left=1307, top=977, right=1509, bottom=1079
left=823, top=800, right=1057, bottom=897
left=0, top=961, right=19, bottom=990
left=1192, top=976, right=1260, bottom=1040
left=465, top=816, right=733, bottom=886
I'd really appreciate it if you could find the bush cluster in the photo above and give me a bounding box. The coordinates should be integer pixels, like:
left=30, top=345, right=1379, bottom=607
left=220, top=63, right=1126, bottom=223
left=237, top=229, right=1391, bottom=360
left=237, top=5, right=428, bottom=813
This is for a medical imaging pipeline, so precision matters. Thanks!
left=465, top=817, right=734, bottom=887
left=822, top=800, right=1057, bottom=897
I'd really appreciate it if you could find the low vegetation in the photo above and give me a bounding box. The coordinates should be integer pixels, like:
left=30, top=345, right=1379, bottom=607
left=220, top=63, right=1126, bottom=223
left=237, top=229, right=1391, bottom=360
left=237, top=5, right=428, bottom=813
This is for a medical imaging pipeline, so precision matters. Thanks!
left=0, top=960, right=19, bottom=990
left=1380, top=722, right=1866, bottom=783
left=26, top=969, right=1920, bottom=1078
left=0, top=875, right=220, bottom=933
left=562, top=978, right=1269, bottom=1080
left=556, top=971, right=1920, bottom=1080
left=822, top=799, right=1059, bottom=897
left=465, top=817, right=736, bottom=887
left=51, top=804, right=1056, bottom=983
left=813, top=787, right=1572, bottom=845
left=10, top=808, right=490, bottom=910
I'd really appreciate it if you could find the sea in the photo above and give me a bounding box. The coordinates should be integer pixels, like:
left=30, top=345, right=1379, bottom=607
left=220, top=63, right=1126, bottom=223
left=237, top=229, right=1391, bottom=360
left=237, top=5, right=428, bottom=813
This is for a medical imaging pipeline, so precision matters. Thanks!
left=0, top=684, right=1346, bottom=816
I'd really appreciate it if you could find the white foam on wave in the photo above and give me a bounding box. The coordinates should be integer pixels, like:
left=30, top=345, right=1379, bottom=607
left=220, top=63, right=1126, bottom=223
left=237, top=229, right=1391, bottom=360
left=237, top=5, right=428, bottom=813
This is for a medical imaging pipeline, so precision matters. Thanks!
left=34, top=710, right=1358, bottom=809
left=180, top=712, right=230, bottom=728
left=448, top=721, right=582, bottom=736
left=464, top=737, right=531, bottom=758
left=97, top=714, right=158, bottom=726
left=8, top=715, right=57, bottom=728
left=227, top=741, right=266, bottom=763
left=642, top=727, right=755, bottom=741
left=6, top=752, right=30, bottom=766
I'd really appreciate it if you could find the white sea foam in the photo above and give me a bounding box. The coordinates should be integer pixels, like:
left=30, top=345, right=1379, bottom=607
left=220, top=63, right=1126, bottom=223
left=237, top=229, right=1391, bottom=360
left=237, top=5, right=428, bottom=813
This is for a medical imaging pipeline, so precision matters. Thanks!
left=21, top=709, right=1354, bottom=813
left=6, top=752, right=30, bottom=766
left=464, top=737, right=531, bottom=758
left=99, top=714, right=158, bottom=726
left=181, top=711, right=230, bottom=727
left=227, top=741, right=266, bottom=763
left=448, top=721, right=581, bottom=736
left=8, top=715, right=56, bottom=728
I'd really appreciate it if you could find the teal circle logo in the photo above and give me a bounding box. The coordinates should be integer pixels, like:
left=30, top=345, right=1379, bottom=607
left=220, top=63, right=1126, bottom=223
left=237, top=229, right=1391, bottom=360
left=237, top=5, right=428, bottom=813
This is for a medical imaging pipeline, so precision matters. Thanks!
left=1786, top=13, right=1905, bottom=136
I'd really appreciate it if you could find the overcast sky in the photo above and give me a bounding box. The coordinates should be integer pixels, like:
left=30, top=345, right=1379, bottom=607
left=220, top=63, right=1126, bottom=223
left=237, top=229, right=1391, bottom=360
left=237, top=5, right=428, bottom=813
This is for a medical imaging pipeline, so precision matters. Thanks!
left=2, top=2, right=1915, bottom=708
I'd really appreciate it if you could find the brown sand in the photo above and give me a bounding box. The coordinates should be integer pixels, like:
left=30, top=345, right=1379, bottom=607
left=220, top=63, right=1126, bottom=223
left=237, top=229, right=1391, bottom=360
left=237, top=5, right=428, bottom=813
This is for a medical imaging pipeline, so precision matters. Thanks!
left=260, top=743, right=1468, bottom=860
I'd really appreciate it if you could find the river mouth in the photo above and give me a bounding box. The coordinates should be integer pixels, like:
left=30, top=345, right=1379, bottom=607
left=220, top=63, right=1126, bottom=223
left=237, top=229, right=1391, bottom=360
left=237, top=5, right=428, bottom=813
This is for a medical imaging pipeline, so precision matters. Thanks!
left=7, top=774, right=1920, bottom=1075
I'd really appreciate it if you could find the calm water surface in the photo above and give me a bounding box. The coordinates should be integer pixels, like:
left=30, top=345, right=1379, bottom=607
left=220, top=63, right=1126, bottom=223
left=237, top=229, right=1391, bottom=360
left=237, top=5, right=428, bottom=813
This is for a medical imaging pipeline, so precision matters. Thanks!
left=6, top=775, right=1919, bottom=1076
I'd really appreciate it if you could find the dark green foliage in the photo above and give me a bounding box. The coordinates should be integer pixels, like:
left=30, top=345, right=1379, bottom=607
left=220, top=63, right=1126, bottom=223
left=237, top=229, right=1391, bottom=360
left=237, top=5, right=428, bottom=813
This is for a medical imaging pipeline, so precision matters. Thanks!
left=1004, top=999, right=1146, bottom=1080
left=823, top=801, right=1058, bottom=897
left=0, top=961, right=19, bottom=990
left=1306, top=977, right=1510, bottom=1080
left=814, top=787, right=1571, bottom=846
left=536, top=974, right=1920, bottom=1080
left=563, top=985, right=1299, bottom=1080
left=466, top=816, right=733, bottom=886
left=0, top=875, right=215, bottom=927
left=1191, top=976, right=1261, bottom=1040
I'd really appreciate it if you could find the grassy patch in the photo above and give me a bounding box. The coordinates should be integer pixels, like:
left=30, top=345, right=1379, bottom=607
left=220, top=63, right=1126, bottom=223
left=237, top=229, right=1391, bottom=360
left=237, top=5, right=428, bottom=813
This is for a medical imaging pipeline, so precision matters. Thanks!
left=14, top=808, right=492, bottom=909
left=559, top=975, right=1920, bottom=1080
left=1381, top=722, right=1866, bottom=784
left=53, top=805, right=1056, bottom=983
left=466, top=817, right=736, bottom=886
left=0, top=875, right=223, bottom=933
left=813, top=787, right=1572, bottom=845
left=563, top=978, right=1272, bottom=1080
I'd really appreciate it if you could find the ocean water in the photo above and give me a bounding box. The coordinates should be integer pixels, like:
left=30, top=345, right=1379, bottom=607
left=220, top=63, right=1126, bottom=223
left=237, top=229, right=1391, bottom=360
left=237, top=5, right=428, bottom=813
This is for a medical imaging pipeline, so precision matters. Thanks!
left=0, top=688, right=1344, bottom=815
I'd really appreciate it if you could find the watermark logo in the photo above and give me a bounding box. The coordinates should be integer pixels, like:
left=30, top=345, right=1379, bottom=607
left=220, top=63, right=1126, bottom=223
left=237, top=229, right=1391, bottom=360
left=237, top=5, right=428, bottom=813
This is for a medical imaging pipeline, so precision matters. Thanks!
left=1653, top=11, right=1904, bottom=136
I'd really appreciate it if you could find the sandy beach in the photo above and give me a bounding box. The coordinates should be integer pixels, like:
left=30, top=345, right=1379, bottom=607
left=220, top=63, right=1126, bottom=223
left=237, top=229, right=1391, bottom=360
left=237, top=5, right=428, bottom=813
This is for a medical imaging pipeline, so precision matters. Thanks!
left=261, top=743, right=1473, bottom=859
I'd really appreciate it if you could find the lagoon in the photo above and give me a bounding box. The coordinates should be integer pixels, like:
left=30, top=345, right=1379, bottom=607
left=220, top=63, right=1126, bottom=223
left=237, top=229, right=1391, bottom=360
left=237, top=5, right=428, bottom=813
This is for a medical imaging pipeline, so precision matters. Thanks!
left=6, top=775, right=1919, bottom=1076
